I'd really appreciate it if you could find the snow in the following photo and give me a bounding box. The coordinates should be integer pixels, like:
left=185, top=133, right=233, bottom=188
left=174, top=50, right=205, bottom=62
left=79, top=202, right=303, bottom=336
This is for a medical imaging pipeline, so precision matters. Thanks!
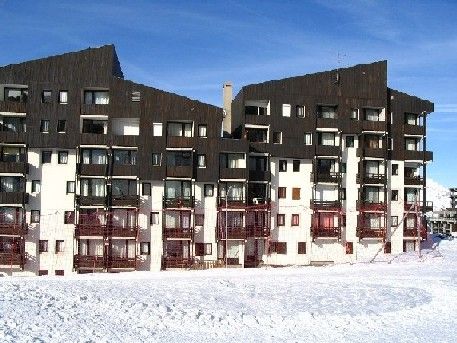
left=427, top=178, right=451, bottom=210
left=1, top=238, right=457, bottom=342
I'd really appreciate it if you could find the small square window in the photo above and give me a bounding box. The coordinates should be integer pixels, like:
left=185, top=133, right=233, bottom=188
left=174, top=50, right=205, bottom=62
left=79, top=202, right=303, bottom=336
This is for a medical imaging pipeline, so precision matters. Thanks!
left=197, top=154, right=206, bottom=168
left=350, top=109, right=358, bottom=120
left=57, top=120, right=66, bottom=133
left=39, top=240, right=48, bottom=253
left=298, top=242, right=307, bottom=254
left=31, top=210, right=40, bottom=223
left=345, top=242, right=354, bottom=254
left=59, top=91, right=68, bottom=104
left=346, top=136, right=355, bottom=148
left=140, top=242, right=151, bottom=255
left=58, top=151, right=68, bottom=164
left=55, top=270, right=64, bottom=276
left=293, top=160, right=300, bottom=172
left=41, top=151, right=52, bottom=164
left=131, top=91, right=141, bottom=102
left=277, top=214, right=285, bottom=226
left=198, top=125, right=207, bottom=138
left=40, top=120, right=50, bottom=133
left=150, top=212, right=159, bottom=225
left=195, top=214, right=204, bottom=226
left=292, top=188, right=301, bottom=200
left=291, top=214, right=299, bottom=226
left=296, top=105, right=305, bottom=118
left=282, top=104, right=291, bottom=117
left=55, top=240, right=65, bottom=253
left=392, top=164, right=398, bottom=176
left=152, top=153, right=162, bottom=166
left=66, top=181, right=75, bottom=194
left=32, top=180, right=41, bottom=193
left=42, top=90, right=52, bottom=103
left=204, top=184, right=214, bottom=197
left=278, top=187, right=286, bottom=199
left=152, top=123, right=163, bottom=137
left=304, top=133, right=312, bottom=145
left=142, top=183, right=151, bottom=196
left=273, top=132, right=282, bottom=144
left=279, top=160, right=287, bottom=172
left=64, top=211, right=74, bottom=224
left=391, top=216, right=398, bottom=227
left=391, top=190, right=398, bottom=201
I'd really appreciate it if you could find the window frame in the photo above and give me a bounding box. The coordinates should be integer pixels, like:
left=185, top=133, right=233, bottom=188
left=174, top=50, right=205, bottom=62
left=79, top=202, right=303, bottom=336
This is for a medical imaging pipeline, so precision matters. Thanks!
left=66, top=181, right=75, bottom=194
left=55, top=240, right=65, bottom=253
left=292, top=188, right=301, bottom=200
left=293, top=160, right=300, bottom=172
left=279, top=160, right=287, bottom=172
left=140, top=242, right=151, bottom=255
left=198, top=124, right=207, bottom=138
left=152, top=153, right=162, bottom=166
left=58, top=151, right=68, bottom=164
left=59, top=90, right=68, bottom=104
left=40, top=120, right=50, bottom=133
left=39, top=240, right=48, bottom=253
left=273, top=131, right=282, bottom=144
left=278, top=187, right=286, bottom=199
left=204, top=184, right=214, bottom=197
left=298, top=242, right=307, bottom=254
left=277, top=214, right=285, bottom=226
left=142, top=182, right=151, bottom=196
left=41, top=90, right=53, bottom=104
left=57, top=119, right=66, bottom=133
left=64, top=211, right=75, bottom=224
left=291, top=214, right=300, bottom=226
left=31, top=210, right=40, bottom=223
left=41, top=150, right=52, bottom=164
left=197, top=154, right=206, bottom=168
left=31, top=180, right=41, bottom=193
left=150, top=212, right=159, bottom=225
left=296, top=105, right=305, bottom=118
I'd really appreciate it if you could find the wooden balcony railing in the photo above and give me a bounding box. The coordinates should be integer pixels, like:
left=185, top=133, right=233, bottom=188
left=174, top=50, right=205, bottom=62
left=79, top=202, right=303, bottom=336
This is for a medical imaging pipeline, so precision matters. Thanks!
left=0, top=161, right=28, bottom=174
left=311, top=227, right=341, bottom=240
left=356, top=227, right=386, bottom=240
left=163, top=227, right=193, bottom=239
left=0, top=222, right=28, bottom=236
left=74, top=254, right=105, bottom=269
left=106, top=257, right=136, bottom=269
left=163, top=196, right=194, bottom=208
left=217, top=196, right=245, bottom=208
left=356, top=201, right=387, bottom=212
left=162, top=257, right=194, bottom=269
left=216, top=226, right=247, bottom=239
left=310, top=200, right=341, bottom=210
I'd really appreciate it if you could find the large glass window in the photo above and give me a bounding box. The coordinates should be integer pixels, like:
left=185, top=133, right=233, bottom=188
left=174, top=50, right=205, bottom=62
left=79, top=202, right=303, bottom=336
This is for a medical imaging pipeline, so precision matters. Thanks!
left=1, top=117, right=26, bottom=133
left=219, top=182, right=244, bottom=201
left=365, top=108, right=380, bottom=121
left=4, top=88, right=28, bottom=103
left=0, top=176, right=22, bottom=192
left=167, top=122, right=193, bottom=137
left=82, top=119, right=107, bottom=134
left=0, top=146, right=26, bottom=162
left=81, top=149, right=107, bottom=164
left=318, top=105, right=337, bottom=119
left=167, top=151, right=192, bottom=167
left=220, top=153, right=245, bottom=168
left=80, top=179, right=106, bottom=197
left=111, top=179, right=137, bottom=196
left=84, top=90, right=109, bottom=104
left=113, top=150, right=137, bottom=165
left=165, top=180, right=191, bottom=199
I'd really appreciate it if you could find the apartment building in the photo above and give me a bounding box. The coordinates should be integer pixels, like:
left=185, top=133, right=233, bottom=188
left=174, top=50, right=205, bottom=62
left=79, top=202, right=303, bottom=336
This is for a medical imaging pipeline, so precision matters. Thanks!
left=0, top=45, right=433, bottom=276
left=429, top=188, right=457, bottom=236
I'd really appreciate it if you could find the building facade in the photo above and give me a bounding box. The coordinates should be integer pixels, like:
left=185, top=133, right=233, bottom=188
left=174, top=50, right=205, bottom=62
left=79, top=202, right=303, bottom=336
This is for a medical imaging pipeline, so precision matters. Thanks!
left=0, top=45, right=433, bottom=276
left=429, top=188, right=457, bottom=236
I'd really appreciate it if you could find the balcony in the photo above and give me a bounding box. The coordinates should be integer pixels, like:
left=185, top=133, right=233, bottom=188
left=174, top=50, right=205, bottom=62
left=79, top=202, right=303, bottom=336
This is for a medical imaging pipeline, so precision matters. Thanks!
left=216, top=226, right=247, bottom=240
left=246, top=225, right=270, bottom=238
left=75, top=224, right=106, bottom=237
left=404, top=201, right=433, bottom=212
left=404, top=150, right=433, bottom=162
left=310, top=200, right=341, bottom=210
left=220, top=168, right=248, bottom=180
left=106, top=257, right=136, bottom=269
left=80, top=104, right=110, bottom=116
left=311, top=227, right=341, bottom=240
left=163, top=196, right=194, bottom=209
left=403, top=226, right=427, bottom=240
left=313, top=172, right=340, bottom=183
left=162, top=257, right=194, bottom=269
left=404, top=124, right=425, bottom=136
left=248, top=170, right=271, bottom=181
left=111, top=195, right=139, bottom=207
left=166, top=166, right=193, bottom=178
left=217, top=196, right=245, bottom=208
left=362, top=121, right=386, bottom=132
left=404, top=176, right=424, bottom=186
left=78, top=164, right=107, bottom=176
left=356, top=201, right=387, bottom=212
left=163, top=227, right=194, bottom=239
left=357, top=148, right=385, bottom=159
left=166, top=136, right=194, bottom=148
left=357, top=173, right=386, bottom=185
left=76, top=195, right=106, bottom=206
left=0, top=252, right=24, bottom=267
left=316, top=145, right=340, bottom=156
left=74, top=255, right=105, bottom=269
left=0, top=192, right=28, bottom=205
left=0, top=101, right=26, bottom=113
left=108, top=226, right=139, bottom=238
left=0, top=222, right=27, bottom=236
left=316, top=118, right=339, bottom=129
left=0, top=162, right=28, bottom=174
left=111, top=164, right=138, bottom=176
left=356, top=227, right=386, bottom=240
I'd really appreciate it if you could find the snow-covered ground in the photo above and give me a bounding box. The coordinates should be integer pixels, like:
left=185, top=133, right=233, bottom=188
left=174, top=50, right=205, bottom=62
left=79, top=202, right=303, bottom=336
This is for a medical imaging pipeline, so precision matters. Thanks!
left=1, top=238, right=457, bottom=343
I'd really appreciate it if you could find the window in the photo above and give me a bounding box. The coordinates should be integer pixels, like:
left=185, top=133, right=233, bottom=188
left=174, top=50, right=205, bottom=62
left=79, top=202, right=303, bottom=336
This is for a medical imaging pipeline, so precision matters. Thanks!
left=197, top=154, right=206, bottom=168
left=204, top=184, right=214, bottom=197
left=391, top=190, right=399, bottom=201
left=340, top=188, right=346, bottom=200
left=38, top=270, right=48, bottom=276
left=345, top=242, right=354, bottom=254
left=391, top=216, right=398, bottom=227
left=279, top=160, right=287, bottom=172
left=39, top=240, right=48, bottom=253
left=113, top=149, right=137, bottom=165
left=82, top=119, right=107, bottom=134
left=57, top=120, right=66, bottom=133
left=80, top=178, right=106, bottom=197
left=41, top=151, right=52, bottom=164
left=198, top=125, right=207, bottom=137
left=277, top=214, right=285, bottom=226
left=111, top=179, right=137, bottom=196
left=269, top=242, right=287, bottom=254
left=365, top=108, right=380, bottom=121
left=350, top=109, right=358, bottom=120
left=66, top=181, right=75, bottom=194
left=40, top=120, right=50, bottom=133
left=273, top=132, right=282, bottom=144
left=167, top=122, right=193, bottom=137
left=84, top=90, right=109, bottom=104
left=318, top=105, right=337, bottom=119
left=58, top=151, right=68, bottom=164
left=41, top=90, right=52, bottom=103
left=282, top=104, right=291, bottom=117
left=140, top=242, right=151, bottom=255
left=195, top=214, right=204, bottom=226
left=5, top=87, right=28, bottom=102
left=142, top=183, right=151, bottom=196
left=131, top=91, right=141, bottom=102
left=392, top=164, right=398, bottom=176
left=195, top=243, right=212, bottom=256
left=405, top=113, right=418, bottom=125
left=150, top=212, right=159, bottom=225
left=31, top=180, right=41, bottom=193
left=304, top=133, right=312, bottom=145
left=341, top=163, right=346, bottom=173
left=81, top=149, right=107, bottom=164
left=152, top=123, right=163, bottom=136
left=31, top=210, right=40, bottom=223
left=298, top=242, right=306, bottom=254
left=292, top=160, right=300, bottom=172
left=55, top=240, right=64, bottom=253
left=152, top=153, right=162, bottom=166
left=318, top=132, right=335, bottom=146
left=292, top=188, right=301, bottom=200
left=59, top=91, right=68, bottom=104
left=64, top=211, right=74, bottom=224
left=291, top=214, right=300, bottom=226
left=345, top=136, right=354, bottom=148
left=296, top=105, right=305, bottom=118
left=55, top=270, right=64, bottom=276
left=278, top=187, right=286, bottom=199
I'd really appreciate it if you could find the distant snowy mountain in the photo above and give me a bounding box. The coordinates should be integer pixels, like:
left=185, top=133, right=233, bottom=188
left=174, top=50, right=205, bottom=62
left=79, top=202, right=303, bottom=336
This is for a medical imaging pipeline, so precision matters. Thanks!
left=427, top=178, right=450, bottom=210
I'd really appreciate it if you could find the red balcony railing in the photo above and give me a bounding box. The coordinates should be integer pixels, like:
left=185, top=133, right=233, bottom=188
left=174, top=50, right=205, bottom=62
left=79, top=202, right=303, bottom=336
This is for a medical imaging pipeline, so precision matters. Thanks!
left=216, top=226, right=246, bottom=239
left=162, top=256, right=194, bottom=269
left=106, top=257, right=136, bottom=269
left=0, top=222, right=27, bottom=236
left=356, top=227, right=386, bottom=240
left=163, top=227, right=194, bottom=239
left=0, top=252, right=24, bottom=267
left=311, top=226, right=341, bottom=240
left=74, top=254, right=105, bottom=269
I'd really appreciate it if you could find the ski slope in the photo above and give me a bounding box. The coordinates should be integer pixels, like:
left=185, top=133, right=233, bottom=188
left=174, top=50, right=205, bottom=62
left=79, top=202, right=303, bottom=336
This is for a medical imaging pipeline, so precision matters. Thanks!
left=1, top=238, right=456, bottom=342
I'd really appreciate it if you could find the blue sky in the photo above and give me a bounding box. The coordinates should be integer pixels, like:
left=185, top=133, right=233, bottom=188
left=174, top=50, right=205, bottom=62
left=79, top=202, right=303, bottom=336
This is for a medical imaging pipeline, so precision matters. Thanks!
left=0, top=0, right=455, bottom=186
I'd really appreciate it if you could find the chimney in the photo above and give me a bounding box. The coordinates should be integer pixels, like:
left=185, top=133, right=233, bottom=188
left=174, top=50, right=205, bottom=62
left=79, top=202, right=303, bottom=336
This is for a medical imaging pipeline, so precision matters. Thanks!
left=222, top=82, right=232, bottom=136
